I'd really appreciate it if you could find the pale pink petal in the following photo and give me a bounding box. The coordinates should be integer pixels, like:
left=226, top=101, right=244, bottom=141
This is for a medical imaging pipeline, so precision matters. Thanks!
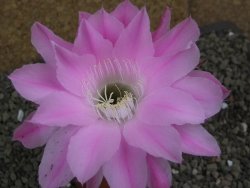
left=154, top=17, right=200, bottom=57
left=124, top=120, right=182, bottom=163
left=113, top=8, right=154, bottom=62
left=189, top=70, right=230, bottom=98
left=138, top=87, right=205, bottom=125
left=88, top=9, right=124, bottom=44
left=67, top=123, right=121, bottom=184
left=31, top=22, right=72, bottom=67
left=31, top=91, right=95, bottom=127
left=39, top=126, right=79, bottom=188
left=8, top=63, right=62, bottom=103
left=13, top=113, right=56, bottom=149
left=73, top=19, right=113, bottom=60
left=111, top=0, right=139, bottom=27
left=53, top=43, right=96, bottom=97
left=79, top=11, right=91, bottom=24
left=173, top=76, right=224, bottom=118
left=86, top=170, right=103, bottom=188
left=103, top=138, right=147, bottom=188
left=147, top=155, right=172, bottom=188
left=147, top=44, right=200, bottom=90
left=174, top=124, right=221, bottom=156
left=152, top=7, right=171, bottom=41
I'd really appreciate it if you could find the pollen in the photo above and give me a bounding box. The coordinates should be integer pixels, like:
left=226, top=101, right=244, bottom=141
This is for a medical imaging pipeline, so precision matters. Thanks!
left=94, top=83, right=137, bottom=124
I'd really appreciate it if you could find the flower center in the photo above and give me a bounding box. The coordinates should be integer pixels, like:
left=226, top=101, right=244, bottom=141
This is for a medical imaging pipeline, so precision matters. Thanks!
left=94, top=83, right=137, bottom=124
left=83, top=58, right=144, bottom=124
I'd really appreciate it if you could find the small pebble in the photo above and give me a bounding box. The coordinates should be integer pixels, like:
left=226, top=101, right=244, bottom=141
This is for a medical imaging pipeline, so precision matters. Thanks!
left=17, top=109, right=24, bottom=122
left=221, top=102, right=228, bottom=109
left=172, top=169, right=179, bottom=175
left=227, top=160, right=233, bottom=167
left=228, top=31, right=235, bottom=36
left=216, top=179, right=221, bottom=185
left=192, top=168, right=198, bottom=175
left=241, top=122, right=248, bottom=133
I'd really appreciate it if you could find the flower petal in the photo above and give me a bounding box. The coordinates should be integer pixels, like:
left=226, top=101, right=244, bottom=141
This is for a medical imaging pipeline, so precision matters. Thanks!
left=103, top=138, right=147, bottom=188
left=88, top=9, right=124, bottom=44
left=67, top=123, right=121, bottom=184
left=173, top=76, right=224, bottom=118
left=152, top=7, right=171, bottom=41
left=74, top=19, right=113, bottom=61
left=154, top=17, right=200, bottom=57
left=86, top=170, right=103, bottom=188
left=147, top=155, right=172, bottom=188
left=39, top=126, right=79, bottom=188
left=147, top=44, right=200, bottom=89
left=8, top=63, right=62, bottom=103
left=138, top=87, right=205, bottom=125
left=54, top=43, right=96, bottom=97
left=113, top=8, right=154, bottom=61
left=111, top=0, right=139, bottom=27
left=31, top=22, right=72, bottom=67
left=173, top=124, right=221, bottom=156
left=124, top=120, right=182, bottom=163
left=13, top=113, right=56, bottom=149
left=79, top=11, right=91, bottom=24
left=31, top=91, right=95, bottom=127
left=189, top=70, right=230, bottom=99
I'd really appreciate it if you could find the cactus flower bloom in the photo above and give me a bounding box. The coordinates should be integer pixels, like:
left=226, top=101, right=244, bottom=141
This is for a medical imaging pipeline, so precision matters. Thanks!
left=10, top=1, right=229, bottom=188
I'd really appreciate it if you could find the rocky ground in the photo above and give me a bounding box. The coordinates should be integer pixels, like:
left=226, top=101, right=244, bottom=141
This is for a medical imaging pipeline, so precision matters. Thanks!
left=0, top=30, right=249, bottom=187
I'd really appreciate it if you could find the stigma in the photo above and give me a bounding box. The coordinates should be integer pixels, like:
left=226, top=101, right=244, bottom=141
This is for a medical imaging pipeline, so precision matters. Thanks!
left=94, top=84, right=137, bottom=124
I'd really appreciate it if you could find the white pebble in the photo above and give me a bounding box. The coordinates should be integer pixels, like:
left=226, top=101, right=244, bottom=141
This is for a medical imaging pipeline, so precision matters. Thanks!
left=17, top=109, right=24, bottom=122
left=228, top=31, right=234, bottom=36
left=172, top=169, right=179, bottom=174
left=221, top=102, right=228, bottom=109
left=227, top=160, right=233, bottom=167
left=216, top=179, right=221, bottom=185
left=241, top=122, right=248, bottom=133
left=192, top=168, right=198, bottom=175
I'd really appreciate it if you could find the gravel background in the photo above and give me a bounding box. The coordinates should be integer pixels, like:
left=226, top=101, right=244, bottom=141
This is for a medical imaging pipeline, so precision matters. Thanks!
left=0, top=30, right=249, bottom=187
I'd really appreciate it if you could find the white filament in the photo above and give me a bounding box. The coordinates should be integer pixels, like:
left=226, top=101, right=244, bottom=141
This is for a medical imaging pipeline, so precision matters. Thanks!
left=94, top=89, right=136, bottom=124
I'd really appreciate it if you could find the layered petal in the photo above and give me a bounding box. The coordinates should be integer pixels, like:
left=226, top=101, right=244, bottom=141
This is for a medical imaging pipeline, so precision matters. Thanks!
left=174, top=124, right=221, bottom=156
left=189, top=70, right=230, bottom=98
left=39, top=126, right=79, bottom=188
left=154, top=17, right=200, bottom=57
left=54, top=43, right=96, bottom=96
left=74, top=19, right=113, bottom=60
left=86, top=170, right=103, bottom=188
left=124, top=120, right=182, bottom=163
left=13, top=113, right=56, bottom=149
left=113, top=8, right=154, bottom=61
left=88, top=9, right=124, bottom=44
left=173, top=75, right=224, bottom=117
left=79, top=11, right=91, bottom=24
left=67, top=123, right=121, bottom=183
left=152, top=7, right=171, bottom=41
left=31, top=22, right=72, bottom=67
left=138, top=87, right=205, bottom=125
left=146, top=44, right=200, bottom=90
left=103, top=139, right=147, bottom=188
left=9, top=63, right=62, bottom=103
left=147, top=155, right=172, bottom=188
left=111, top=0, right=139, bottom=27
left=31, top=91, right=95, bottom=127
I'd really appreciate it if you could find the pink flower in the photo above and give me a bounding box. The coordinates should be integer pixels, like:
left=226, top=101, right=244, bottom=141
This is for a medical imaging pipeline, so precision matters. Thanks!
left=10, top=1, right=229, bottom=188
